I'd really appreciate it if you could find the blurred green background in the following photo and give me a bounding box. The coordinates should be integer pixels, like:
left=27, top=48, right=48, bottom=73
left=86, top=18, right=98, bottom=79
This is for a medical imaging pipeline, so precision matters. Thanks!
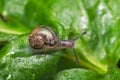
left=0, top=0, right=120, bottom=80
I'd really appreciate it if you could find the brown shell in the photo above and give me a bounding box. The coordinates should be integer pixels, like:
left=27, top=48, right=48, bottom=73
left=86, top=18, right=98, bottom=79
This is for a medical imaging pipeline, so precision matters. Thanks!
left=29, top=25, right=59, bottom=49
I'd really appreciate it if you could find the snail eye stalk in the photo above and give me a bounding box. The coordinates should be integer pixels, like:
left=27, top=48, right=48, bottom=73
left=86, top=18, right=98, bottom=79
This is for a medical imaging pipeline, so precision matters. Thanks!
left=73, top=31, right=87, bottom=41
left=72, top=31, right=87, bottom=64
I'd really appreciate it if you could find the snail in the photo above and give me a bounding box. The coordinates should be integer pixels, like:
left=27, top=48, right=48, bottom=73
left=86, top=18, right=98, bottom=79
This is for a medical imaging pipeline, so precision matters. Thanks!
left=29, top=25, right=87, bottom=64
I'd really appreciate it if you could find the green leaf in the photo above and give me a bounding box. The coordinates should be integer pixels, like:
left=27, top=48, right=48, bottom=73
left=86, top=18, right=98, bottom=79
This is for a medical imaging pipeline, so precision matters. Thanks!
left=0, top=34, right=61, bottom=80
left=102, top=66, right=120, bottom=80
left=54, top=67, right=120, bottom=80
left=0, top=32, right=16, bottom=50
left=0, top=21, right=30, bottom=34
left=54, top=68, right=101, bottom=80
left=0, top=0, right=120, bottom=79
left=46, top=0, right=108, bottom=74
left=2, top=0, right=28, bottom=19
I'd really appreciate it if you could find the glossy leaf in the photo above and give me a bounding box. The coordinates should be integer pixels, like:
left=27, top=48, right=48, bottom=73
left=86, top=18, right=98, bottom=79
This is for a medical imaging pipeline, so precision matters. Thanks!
left=0, top=34, right=61, bottom=80
left=54, top=68, right=101, bottom=80
left=0, top=0, right=120, bottom=80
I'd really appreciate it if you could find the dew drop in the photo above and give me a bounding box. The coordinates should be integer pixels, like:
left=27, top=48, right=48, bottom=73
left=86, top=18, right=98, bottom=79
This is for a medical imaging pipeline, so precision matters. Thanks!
left=67, top=78, right=72, bottom=80
left=32, top=74, right=35, bottom=77
left=63, top=72, right=69, bottom=77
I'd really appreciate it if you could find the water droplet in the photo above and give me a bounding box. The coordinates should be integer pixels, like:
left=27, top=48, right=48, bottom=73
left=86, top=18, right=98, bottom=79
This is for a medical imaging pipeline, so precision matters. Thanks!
left=67, top=78, right=72, bottom=80
left=32, top=74, right=35, bottom=77
left=110, top=36, right=116, bottom=44
left=36, top=55, right=41, bottom=59
left=64, top=72, right=69, bottom=77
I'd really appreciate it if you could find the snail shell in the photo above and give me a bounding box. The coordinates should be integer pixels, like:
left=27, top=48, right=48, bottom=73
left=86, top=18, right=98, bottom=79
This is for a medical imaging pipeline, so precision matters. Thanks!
left=29, top=25, right=59, bottom=49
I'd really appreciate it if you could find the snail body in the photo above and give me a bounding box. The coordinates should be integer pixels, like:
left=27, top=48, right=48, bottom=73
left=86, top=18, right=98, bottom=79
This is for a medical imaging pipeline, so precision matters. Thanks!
left=29, top=25, right=76, bottom=52
left=29, top=25, right=87, bottom=63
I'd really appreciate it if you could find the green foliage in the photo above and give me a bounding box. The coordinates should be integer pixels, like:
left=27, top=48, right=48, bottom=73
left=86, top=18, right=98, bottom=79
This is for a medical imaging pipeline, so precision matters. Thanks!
left=0, top=0, right=120, bottom=80
left=54, top=68, right=101, bottom=80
